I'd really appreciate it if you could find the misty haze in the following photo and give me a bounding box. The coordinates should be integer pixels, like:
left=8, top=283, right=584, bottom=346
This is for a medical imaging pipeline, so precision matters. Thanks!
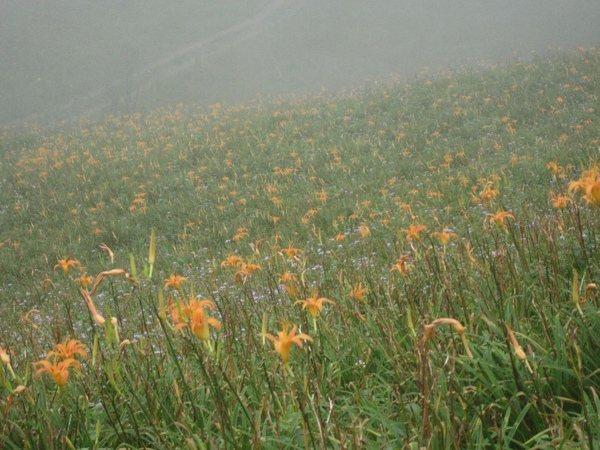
left=4, top=1, right=600, bottom=447
left=1, top=0, right=600, bottom=126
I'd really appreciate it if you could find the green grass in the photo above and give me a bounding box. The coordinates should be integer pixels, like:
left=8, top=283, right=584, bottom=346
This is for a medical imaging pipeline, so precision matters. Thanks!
left=1, top=48, right=600, bottom=448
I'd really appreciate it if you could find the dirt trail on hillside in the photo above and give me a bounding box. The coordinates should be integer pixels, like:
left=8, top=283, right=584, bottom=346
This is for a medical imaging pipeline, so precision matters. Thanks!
left=34, top=0, right=298, bottom=125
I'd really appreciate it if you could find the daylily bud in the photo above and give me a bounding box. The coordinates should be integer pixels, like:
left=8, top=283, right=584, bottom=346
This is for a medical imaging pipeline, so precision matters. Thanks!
left=0, top=346, right=10, bottom=365
left=506, top=324, right=528, bottom=362
left=423, top=318, right=473, bottom=359
left=111, top=317, right=120, bottom=342
left=430, top=318, right=465, bottom=335
left=93, top=314, right=106, bottom=327
left=80, top=289, right=106, bottom=327
left=148, top=229, right=156, bottom=279
left=581, top=283, right=597, bottom=307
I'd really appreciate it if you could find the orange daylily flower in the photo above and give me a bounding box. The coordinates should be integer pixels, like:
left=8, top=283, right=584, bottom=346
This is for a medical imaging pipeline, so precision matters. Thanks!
left=170, top=298, right=221, bottom=341
left=358, top=224, right=370, bottom=237
left=278, top=243, right=303, bottom=260
left=401, top=223, right=427, bottom=242
left=391, top=255, right=413, bottom=276
left=35, top=338, right=88, bottom=387
left=568, top=166, right=600, bottom=205
left=234, top=261, right=262, bottom=283
left=278, top=271, right=296, bottom=284
left=585, top=176, right=600, bottom=205
left=579, top=183, right=598, bottom=203
left=244, top=262, right=262, bottom=273
left=279, top=271, right=299, bottom=297
left=46, top=339, right=88, bottom=362
left=78, top=275, right=93, bottom=289
left=349, top=282, right=368, bottom=303
left=486, top=210, right=515, bottom=230
left=473, top=181, right=498, bottom=204
left=546, top=161, right=562, bottom=175
left=295, top=295, right=334, bottom=319
left=550, top=192, right=572, bottom=209
left=35, top=358, right=81, bottom=387
left=164, top=274, right=188, bottom=290
left=220, top=254, right=244, bottom=269
left=167, top=296, right=182, bottom=325
left=431, top=229, right=458, bottom=247
left=54, top=258, right=79, bottom=275
left=261, top=323, right=312, bottom=364
left=314, top=190, right=328, bottom=202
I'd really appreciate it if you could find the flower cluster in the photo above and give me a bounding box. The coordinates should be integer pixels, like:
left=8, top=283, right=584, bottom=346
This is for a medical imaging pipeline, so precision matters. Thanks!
left=568, top=165, right=600, bottom=205
left=220, top=255, right=262, bottom=283
left=169, top=297, right=221, bottom=341
left=35, top=339, right=88, bottom=387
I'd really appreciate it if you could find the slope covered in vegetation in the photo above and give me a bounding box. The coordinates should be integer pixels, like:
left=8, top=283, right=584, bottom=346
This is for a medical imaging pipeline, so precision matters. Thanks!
left=1, top=48, right=600, bottom=448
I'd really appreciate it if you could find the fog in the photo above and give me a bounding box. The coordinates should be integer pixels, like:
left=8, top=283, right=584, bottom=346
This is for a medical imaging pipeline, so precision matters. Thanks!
left=1, top=0, right=599, bottom=127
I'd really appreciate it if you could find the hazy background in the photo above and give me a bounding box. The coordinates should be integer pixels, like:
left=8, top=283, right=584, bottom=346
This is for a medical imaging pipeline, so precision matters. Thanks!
left=2, top=0, right=600, bottom=127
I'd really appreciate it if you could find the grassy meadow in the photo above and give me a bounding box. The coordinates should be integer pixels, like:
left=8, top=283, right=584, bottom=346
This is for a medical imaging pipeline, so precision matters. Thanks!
left=1, top=48, right=600, bottom=448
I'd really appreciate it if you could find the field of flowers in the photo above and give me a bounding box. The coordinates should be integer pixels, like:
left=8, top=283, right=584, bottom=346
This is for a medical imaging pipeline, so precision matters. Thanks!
left=1, top=48, right=600, bottom=448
